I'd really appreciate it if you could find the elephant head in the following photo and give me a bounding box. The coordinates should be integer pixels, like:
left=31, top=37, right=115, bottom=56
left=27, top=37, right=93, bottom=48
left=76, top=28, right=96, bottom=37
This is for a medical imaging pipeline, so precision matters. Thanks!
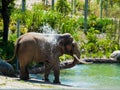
left=58, top=33, right=87, bottom=66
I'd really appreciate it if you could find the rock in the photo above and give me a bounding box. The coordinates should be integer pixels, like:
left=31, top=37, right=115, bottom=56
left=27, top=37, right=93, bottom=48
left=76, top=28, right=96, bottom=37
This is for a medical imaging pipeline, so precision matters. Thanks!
left=0, top=58, right=16, bottom=77
left=110, top=50, right=120, bottom=62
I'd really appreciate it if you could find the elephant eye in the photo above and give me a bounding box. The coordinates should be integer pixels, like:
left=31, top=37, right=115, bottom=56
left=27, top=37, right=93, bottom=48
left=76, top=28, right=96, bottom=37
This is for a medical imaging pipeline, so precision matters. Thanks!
left=72, top=43, right=75, bottom=48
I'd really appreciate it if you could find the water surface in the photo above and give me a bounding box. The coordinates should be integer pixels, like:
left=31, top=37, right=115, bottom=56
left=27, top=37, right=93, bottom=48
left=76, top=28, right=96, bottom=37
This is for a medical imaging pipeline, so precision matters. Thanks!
left=31, top=64, right=120, bottom=89
left=60, top=64, right=120, bottom=89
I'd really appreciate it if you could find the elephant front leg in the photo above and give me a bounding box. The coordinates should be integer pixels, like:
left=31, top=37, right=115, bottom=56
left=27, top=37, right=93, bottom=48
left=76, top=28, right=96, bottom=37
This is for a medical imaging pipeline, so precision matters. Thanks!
left=20, top=66, right=29, bottom=80
left=44, top=62, right=53, bottom=82
left=53, top=63, right=61, bottom=84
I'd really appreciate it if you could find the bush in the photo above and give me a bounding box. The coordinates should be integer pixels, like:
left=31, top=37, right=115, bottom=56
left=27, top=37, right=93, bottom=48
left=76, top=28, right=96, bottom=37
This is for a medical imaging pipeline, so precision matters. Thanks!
left=95, top=18, right=113, bottom=32
left=87, top=14, right=113, bottom=33
left=55, top=0, right=71, bottom=15
left=0, top=41, right=14, bottom=60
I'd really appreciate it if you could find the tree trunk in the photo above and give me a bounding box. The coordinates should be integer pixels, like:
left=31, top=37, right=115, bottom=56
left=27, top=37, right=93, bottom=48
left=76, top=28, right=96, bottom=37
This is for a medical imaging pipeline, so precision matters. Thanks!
left=100, top=0, right=103, bottom=18
left=1, top=0, right=10, bottom=42
left=105, top=0, right=108, bottom=17
left=73, top=0, right=76, bottom=14
left=51, top=0, right=54, bottom=10
left=22, top=0, right=26, bottom=12
left=84, top=0, right=88, bottom=35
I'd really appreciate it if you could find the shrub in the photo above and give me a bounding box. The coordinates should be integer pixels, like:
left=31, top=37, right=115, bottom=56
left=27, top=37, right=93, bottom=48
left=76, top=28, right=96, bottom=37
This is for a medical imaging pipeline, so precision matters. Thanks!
left=55, top=0, right=71, bottom=16
left=95, top=18, right=113, bottom=32
left=87, top=14, right=113, bottom=33
left=0, top=41, right=14, bottom=60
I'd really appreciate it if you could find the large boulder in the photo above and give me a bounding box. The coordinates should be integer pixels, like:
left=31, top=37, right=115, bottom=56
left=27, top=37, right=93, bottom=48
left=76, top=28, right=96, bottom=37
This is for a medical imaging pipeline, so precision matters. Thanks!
left=0, top=58, right=16, bottom=77
left=110, top=50, right=120, bottom=63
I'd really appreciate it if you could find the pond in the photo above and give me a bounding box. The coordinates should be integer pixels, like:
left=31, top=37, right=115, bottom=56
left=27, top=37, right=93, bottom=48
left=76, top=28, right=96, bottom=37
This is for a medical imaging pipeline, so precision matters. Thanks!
left=31, top=64, right=120, bottom=89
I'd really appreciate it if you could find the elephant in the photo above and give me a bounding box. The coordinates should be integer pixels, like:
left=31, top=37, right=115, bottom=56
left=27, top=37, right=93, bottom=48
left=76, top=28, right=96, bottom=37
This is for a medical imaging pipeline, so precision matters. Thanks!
left=10, top=32, right=87, bottom=84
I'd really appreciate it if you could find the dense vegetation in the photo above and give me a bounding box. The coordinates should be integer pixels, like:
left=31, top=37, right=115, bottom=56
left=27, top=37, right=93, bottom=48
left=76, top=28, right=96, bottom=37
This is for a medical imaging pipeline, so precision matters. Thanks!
left=0, top=0, right=120, bottom=62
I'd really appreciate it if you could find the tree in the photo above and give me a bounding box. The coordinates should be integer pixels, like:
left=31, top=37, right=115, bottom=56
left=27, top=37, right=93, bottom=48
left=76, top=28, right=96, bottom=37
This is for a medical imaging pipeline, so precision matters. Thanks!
left=71, top=0, right=76, bottom=15
left=52, top=0, right=54, bottom=10
left=97, top=0, right=120, bottom=18
left=100, top=0, right=102, bottom=18
left=1, top=0, right=14, bottom=42
left=22, top=0, right=26, bottom=12
left=55, top=0, right=71, bottom=16
left=84, top=0, right=88, bottom=34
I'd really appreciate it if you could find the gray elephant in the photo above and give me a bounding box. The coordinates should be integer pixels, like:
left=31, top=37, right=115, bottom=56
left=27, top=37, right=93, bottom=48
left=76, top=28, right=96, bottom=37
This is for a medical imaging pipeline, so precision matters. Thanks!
left=0, top=58, right=16, bottom=77
left=10, top=32, right=87, bottom=84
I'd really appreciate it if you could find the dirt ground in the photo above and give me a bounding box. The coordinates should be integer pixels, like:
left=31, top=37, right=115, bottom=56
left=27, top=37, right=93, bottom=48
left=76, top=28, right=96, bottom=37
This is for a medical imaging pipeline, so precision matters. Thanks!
left=0, top=75, right=79, bottom=89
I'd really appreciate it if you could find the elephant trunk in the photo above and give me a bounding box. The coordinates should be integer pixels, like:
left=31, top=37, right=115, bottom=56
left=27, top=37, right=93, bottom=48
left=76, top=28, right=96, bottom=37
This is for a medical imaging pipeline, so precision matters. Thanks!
left=60, top=59, right=77, bottom=69
left=60, top=54, right=89, bottom=69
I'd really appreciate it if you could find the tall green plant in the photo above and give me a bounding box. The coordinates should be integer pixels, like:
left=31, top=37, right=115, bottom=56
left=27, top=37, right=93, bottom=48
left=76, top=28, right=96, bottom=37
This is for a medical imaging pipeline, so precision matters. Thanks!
left=55, top=0, right=71, bottom=16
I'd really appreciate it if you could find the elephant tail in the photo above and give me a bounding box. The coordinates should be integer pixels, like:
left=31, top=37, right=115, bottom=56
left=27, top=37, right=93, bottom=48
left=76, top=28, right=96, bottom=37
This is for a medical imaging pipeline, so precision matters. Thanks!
left=6, top=37, right=21, bottom=62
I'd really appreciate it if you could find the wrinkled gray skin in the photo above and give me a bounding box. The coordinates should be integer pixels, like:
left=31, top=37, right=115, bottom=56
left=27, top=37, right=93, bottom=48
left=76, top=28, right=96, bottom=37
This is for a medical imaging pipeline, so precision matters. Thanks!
left=13, top=32, right=85, bottom=84
left=0, top=58, right=16, bottom=77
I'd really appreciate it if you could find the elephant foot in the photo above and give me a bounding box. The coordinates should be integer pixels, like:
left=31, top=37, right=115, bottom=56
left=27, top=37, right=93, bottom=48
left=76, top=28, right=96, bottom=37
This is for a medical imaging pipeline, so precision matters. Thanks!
left=20, top=76, right=29, bottom=80
left=53, top=80, right=61, bottom=84
left=42, top=78, right=51, bottom=83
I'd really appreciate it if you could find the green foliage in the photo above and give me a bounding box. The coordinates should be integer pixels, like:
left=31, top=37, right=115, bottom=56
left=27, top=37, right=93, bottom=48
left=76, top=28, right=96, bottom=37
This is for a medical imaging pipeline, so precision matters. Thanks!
left=55, top=0, right=71, bottom=15
left=76, top=0, right=84, bottom=11
left=0, top=18, right=3, bottom=37
left=87, top=27, right=99, bottom=43
left=8, top=0, right=15, bottom=13
left=76, top=17, right=84, bottom=28
left=60, top=16, right=76, bottom=33
left=1, top=1, right=119, bottom=60
left=0, top=41, right=14, bottom=60
left=80, top=27, right=119, bottom=58
left=59, top=54, right=73, bottom=62
left=32, top=3, right=51, bottom=11
left=96, top=18, right=113, bottom=32
left=88, top=14, right=113, bottom=32
left=9, top=33, right=17, bottom=42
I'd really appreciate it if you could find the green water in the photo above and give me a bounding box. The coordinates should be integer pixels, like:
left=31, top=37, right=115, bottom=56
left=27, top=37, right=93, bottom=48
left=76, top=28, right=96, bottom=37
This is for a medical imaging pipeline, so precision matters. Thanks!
left=31, top=64, right=120, bottom=89
left=60, top=64, right=120, bottom=89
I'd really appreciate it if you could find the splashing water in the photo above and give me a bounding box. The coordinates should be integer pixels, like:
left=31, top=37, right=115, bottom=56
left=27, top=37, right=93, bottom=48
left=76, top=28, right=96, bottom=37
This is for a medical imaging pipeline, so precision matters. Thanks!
left=39, top=24, right=58, bottom=45
left=38, top=24, right=57, bottom=34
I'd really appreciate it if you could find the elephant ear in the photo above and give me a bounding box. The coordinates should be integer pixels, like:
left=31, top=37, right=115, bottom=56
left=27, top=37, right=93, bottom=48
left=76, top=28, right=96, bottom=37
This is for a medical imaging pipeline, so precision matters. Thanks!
left=58, top=33, right=73, bottom=46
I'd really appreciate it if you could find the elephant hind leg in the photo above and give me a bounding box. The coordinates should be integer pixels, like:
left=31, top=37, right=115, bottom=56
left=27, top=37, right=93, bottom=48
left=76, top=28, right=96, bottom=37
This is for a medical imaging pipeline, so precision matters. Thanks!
left=20, top=66, right=29, bottom=80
